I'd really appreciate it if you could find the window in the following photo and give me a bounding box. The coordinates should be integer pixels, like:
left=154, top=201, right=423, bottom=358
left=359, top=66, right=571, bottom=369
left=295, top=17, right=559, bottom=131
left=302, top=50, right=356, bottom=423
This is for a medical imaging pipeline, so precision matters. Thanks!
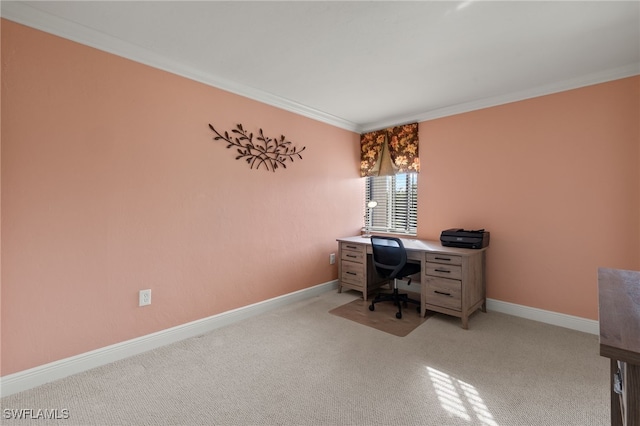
left=365, top=173, right=418, bottom=235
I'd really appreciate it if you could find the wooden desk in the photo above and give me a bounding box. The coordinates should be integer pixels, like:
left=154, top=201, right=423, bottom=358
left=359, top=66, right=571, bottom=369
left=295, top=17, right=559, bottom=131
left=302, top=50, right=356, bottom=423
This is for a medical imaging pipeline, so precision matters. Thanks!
left=598, top=267, right=640, bottom=426
left=336, top=236, right=488, bottom=329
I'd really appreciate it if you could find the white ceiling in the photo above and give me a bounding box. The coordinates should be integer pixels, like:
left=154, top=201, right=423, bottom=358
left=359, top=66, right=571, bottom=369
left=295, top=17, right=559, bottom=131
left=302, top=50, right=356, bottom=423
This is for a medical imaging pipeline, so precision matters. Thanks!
left=3, top=1, right=639, bottom=133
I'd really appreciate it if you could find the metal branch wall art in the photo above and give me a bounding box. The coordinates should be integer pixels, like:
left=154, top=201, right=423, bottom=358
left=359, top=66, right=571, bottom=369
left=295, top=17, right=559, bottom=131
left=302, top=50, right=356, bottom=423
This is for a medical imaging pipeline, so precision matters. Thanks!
left=208, top=122, right=305, bottom=172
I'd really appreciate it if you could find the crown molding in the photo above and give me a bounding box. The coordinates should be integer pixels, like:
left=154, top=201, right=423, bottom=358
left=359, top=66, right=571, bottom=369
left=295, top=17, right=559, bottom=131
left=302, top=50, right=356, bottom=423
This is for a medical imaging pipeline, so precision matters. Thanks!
left=0, top=2, right=362, bottom=133
left=3, top=2, right=638, bottom=135
left=362, top=62, right=640, bottom=132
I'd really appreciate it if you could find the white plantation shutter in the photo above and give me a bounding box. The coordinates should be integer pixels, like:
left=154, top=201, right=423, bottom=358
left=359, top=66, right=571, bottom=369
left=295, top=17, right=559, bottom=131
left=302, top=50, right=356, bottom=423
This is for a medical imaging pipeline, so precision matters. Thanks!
left=365, top=173, right=418, bottom=235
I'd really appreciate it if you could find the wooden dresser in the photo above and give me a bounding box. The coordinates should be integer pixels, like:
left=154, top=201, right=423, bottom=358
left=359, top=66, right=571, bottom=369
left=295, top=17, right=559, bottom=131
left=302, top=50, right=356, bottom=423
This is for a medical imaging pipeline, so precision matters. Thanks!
left=598, top=267, right=640, bottom=426
left=337, top=236, right=487, bottom=329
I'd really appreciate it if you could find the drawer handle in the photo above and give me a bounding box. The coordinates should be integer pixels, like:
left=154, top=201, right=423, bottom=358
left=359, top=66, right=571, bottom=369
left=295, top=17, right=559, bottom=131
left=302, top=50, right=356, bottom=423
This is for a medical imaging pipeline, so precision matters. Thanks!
left=346, top=254, right=357, bottom=258
left=435, top=257, right=451, bottom=261
left=346, top=245, right=358, bottom=249
left=434, top=290, right=452, bottom=297
left=346, top=271, right=357, bottom=276
left=434, top=268, right=451, bottom=273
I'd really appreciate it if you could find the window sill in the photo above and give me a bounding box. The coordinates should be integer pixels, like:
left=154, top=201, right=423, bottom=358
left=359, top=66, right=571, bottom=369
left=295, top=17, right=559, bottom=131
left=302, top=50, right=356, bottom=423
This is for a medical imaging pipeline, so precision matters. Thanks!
left=361, top=228, right=417, bottom=238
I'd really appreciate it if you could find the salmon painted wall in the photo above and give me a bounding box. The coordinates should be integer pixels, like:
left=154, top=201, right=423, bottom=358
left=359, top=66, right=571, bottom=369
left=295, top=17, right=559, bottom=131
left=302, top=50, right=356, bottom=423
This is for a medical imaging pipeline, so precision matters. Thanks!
left=417, top=76, right=640, bottom=320
left=0, top=21, right=363, bottom=375
left=2, top=19, right=639, bottom=378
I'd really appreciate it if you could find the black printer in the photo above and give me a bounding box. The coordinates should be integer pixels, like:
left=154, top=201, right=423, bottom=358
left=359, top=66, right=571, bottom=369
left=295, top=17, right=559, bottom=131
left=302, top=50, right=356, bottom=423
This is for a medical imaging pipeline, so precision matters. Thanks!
left=440, top=228, right=490, bottom=249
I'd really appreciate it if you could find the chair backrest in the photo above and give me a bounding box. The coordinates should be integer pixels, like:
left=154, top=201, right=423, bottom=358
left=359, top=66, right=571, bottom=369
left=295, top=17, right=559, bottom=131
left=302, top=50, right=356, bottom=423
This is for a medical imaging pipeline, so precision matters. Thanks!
left=370, top=236, right=407, bottom=279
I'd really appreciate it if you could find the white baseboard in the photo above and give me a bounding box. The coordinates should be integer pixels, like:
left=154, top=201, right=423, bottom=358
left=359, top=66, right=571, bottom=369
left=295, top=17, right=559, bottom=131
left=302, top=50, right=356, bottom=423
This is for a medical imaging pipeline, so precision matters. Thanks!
left=486, top=298, right=599, bottom=335
left=395, top=282, right=598, bottom=335
left=1, top=282, right=598, bottom=398
left=0, top=280, right=339, bottom=398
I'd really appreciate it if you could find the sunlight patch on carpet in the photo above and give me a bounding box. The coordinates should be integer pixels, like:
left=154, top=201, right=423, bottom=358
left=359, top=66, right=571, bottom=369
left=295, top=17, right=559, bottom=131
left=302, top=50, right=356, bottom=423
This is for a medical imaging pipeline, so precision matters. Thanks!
left=427, top=366, right=498, bottom=425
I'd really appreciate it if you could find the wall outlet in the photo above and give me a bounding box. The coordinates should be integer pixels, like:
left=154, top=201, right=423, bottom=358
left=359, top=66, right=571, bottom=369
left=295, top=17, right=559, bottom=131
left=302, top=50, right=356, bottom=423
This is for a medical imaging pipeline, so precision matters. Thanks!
left=329, top=253, right=336, bottom=265
left=139, top=289, right=151, bottom=307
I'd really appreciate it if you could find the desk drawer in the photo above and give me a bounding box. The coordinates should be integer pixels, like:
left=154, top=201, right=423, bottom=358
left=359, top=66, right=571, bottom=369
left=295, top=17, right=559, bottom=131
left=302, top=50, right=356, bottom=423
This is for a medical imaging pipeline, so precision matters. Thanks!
left=340, top=242, right=365, bottom=253
left=424, top=277, right=461, bottom=311
left=341, top=261, right=365, bottom=286
left=426, top=253, right=462, bottom=266
left=426, top=263, right=462, bottom=280
left=341, top=249, right=365, bottom=263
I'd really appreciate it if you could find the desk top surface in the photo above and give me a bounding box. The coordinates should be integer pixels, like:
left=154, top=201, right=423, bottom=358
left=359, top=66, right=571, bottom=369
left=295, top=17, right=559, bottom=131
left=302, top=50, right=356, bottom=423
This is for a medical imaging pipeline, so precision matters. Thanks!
left=598, top=267, right=640, bottom=364
left=337, top=235, right=487, bottom=255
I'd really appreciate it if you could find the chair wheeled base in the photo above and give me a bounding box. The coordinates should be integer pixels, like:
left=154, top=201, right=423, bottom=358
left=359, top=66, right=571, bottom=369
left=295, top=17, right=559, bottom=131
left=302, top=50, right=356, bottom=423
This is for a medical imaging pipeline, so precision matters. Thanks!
left=369, top=277, right=421, bottom=319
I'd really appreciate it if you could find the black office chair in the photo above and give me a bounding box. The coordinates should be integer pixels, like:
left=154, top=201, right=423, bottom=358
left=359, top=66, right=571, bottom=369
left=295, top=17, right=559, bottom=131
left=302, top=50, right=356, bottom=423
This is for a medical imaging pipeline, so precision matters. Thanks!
left=369, top=236, right=421, bottom=319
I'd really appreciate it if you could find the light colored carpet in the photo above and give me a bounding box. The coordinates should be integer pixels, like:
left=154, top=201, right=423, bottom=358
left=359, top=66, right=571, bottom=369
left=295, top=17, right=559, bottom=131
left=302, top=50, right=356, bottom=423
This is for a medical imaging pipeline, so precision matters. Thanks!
left=0, top=289, right=609, bottom=425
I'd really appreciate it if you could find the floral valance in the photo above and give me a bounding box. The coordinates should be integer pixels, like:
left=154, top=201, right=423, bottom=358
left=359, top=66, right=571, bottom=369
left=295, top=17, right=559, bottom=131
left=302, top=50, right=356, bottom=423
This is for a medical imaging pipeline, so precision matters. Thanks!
left=360, top=123, right=419, bottom=177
